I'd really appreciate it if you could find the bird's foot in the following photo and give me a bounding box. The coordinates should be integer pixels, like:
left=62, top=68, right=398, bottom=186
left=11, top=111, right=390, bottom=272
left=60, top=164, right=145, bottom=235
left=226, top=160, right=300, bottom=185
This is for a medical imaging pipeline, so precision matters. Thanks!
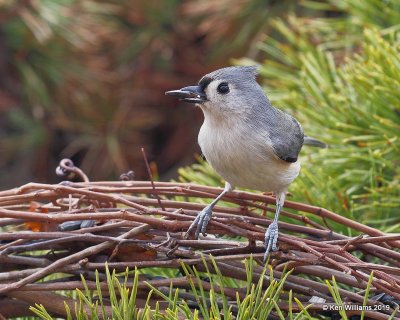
left=263, top=221, right=279, bottom=263
left=185, top=205, right=213, bottom=239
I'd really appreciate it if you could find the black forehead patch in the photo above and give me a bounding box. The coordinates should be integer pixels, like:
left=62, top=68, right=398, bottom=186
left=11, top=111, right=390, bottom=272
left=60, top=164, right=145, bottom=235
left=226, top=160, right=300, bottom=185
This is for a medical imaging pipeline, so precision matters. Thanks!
left=198, top=76, right=213, bottom=91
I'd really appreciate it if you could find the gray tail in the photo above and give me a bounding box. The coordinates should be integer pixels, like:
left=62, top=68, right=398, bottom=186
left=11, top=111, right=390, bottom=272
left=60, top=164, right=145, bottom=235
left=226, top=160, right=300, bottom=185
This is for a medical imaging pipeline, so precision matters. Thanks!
left=304, top=136, right=327, bottom=148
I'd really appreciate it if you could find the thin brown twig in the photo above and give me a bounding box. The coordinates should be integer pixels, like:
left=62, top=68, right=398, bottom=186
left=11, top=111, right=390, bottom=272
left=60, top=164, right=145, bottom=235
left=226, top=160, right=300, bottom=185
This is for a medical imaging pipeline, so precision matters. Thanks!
left=141, top=148, right=166, bottom=211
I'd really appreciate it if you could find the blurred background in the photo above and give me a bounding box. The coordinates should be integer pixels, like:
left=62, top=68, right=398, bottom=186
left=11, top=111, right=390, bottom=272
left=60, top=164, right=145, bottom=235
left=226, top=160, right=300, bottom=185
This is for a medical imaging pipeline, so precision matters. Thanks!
left=0, top=1, right=399, bottom=225
left=1, top=0, right=285, bottom=186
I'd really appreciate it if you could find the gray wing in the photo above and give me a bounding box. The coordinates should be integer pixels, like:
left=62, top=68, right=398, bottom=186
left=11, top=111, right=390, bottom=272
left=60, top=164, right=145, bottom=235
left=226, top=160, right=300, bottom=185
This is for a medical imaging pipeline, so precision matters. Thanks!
left=268, top=108, right=304, bottom=163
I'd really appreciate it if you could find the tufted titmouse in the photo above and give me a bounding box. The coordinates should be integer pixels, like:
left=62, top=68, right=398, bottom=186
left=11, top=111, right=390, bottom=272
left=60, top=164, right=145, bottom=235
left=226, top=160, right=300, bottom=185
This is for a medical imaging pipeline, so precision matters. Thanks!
left=166, top=66, right=325, bottom=260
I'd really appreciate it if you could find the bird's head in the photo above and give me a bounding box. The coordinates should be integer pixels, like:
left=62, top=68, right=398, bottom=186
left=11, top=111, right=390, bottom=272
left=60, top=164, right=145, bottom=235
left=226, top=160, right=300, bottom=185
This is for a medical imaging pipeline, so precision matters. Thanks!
left=166, top=66, right=268, bottom=118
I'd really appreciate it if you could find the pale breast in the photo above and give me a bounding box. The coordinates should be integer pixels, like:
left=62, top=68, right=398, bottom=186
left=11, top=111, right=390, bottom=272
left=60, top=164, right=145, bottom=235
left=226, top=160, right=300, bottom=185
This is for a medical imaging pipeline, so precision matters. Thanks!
left=198, top=119, right=300, bottom=193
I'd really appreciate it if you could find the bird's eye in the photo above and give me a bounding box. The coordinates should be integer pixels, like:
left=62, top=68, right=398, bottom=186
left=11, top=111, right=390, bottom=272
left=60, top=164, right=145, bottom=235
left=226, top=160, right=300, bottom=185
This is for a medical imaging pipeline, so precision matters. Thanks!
left=217, top=82, right=230, bottom=94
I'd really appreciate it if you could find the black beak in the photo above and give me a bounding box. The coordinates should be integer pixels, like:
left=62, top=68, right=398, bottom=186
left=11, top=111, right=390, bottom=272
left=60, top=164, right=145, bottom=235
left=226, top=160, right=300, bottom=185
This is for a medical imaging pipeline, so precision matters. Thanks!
left=165, top=85, right=207, bottom=104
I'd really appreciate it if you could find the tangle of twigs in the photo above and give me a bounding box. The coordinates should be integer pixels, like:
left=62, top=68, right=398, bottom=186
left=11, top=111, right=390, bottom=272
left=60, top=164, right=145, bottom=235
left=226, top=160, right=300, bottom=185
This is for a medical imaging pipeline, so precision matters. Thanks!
left=0, top=159, right=399, bottom=319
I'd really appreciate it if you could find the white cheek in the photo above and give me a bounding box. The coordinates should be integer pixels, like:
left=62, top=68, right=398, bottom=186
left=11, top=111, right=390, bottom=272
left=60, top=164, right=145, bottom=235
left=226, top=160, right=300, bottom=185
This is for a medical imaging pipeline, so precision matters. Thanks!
left=205, top=82, right=235, bottom=112
left=205, top=82, right=220, bottom=103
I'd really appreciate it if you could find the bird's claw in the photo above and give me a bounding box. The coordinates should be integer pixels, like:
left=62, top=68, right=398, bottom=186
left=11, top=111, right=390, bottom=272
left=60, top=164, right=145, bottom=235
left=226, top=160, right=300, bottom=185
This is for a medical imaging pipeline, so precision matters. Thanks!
left=263, top=221, right=279, bottom=263
left=185, top=205, right=213, bottom=239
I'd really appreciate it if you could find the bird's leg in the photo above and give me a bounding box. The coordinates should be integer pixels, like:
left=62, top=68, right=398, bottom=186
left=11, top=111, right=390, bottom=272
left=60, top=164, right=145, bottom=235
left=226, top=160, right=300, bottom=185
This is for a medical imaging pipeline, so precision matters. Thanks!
left=185, top=182, right=232, bottom=239
left=263, top=191, right=286, bottom=262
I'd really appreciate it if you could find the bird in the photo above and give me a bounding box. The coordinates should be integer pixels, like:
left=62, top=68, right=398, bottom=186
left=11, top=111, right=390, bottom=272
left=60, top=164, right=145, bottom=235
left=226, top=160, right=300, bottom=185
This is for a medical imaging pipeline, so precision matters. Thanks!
left=165, top=66, right=325, bottom=261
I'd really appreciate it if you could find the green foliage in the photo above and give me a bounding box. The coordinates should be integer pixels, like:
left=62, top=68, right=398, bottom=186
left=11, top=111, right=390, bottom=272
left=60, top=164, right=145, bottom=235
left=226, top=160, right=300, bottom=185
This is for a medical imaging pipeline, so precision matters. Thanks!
left=30, top=258, right=398, bottom=319
left=30, top=257, right=315, bottom=319
left=178, top=156, right=224, bottom=190
left=147, top=256, right=302, bottom=320
left=30, top=265, right=154, bottom=319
